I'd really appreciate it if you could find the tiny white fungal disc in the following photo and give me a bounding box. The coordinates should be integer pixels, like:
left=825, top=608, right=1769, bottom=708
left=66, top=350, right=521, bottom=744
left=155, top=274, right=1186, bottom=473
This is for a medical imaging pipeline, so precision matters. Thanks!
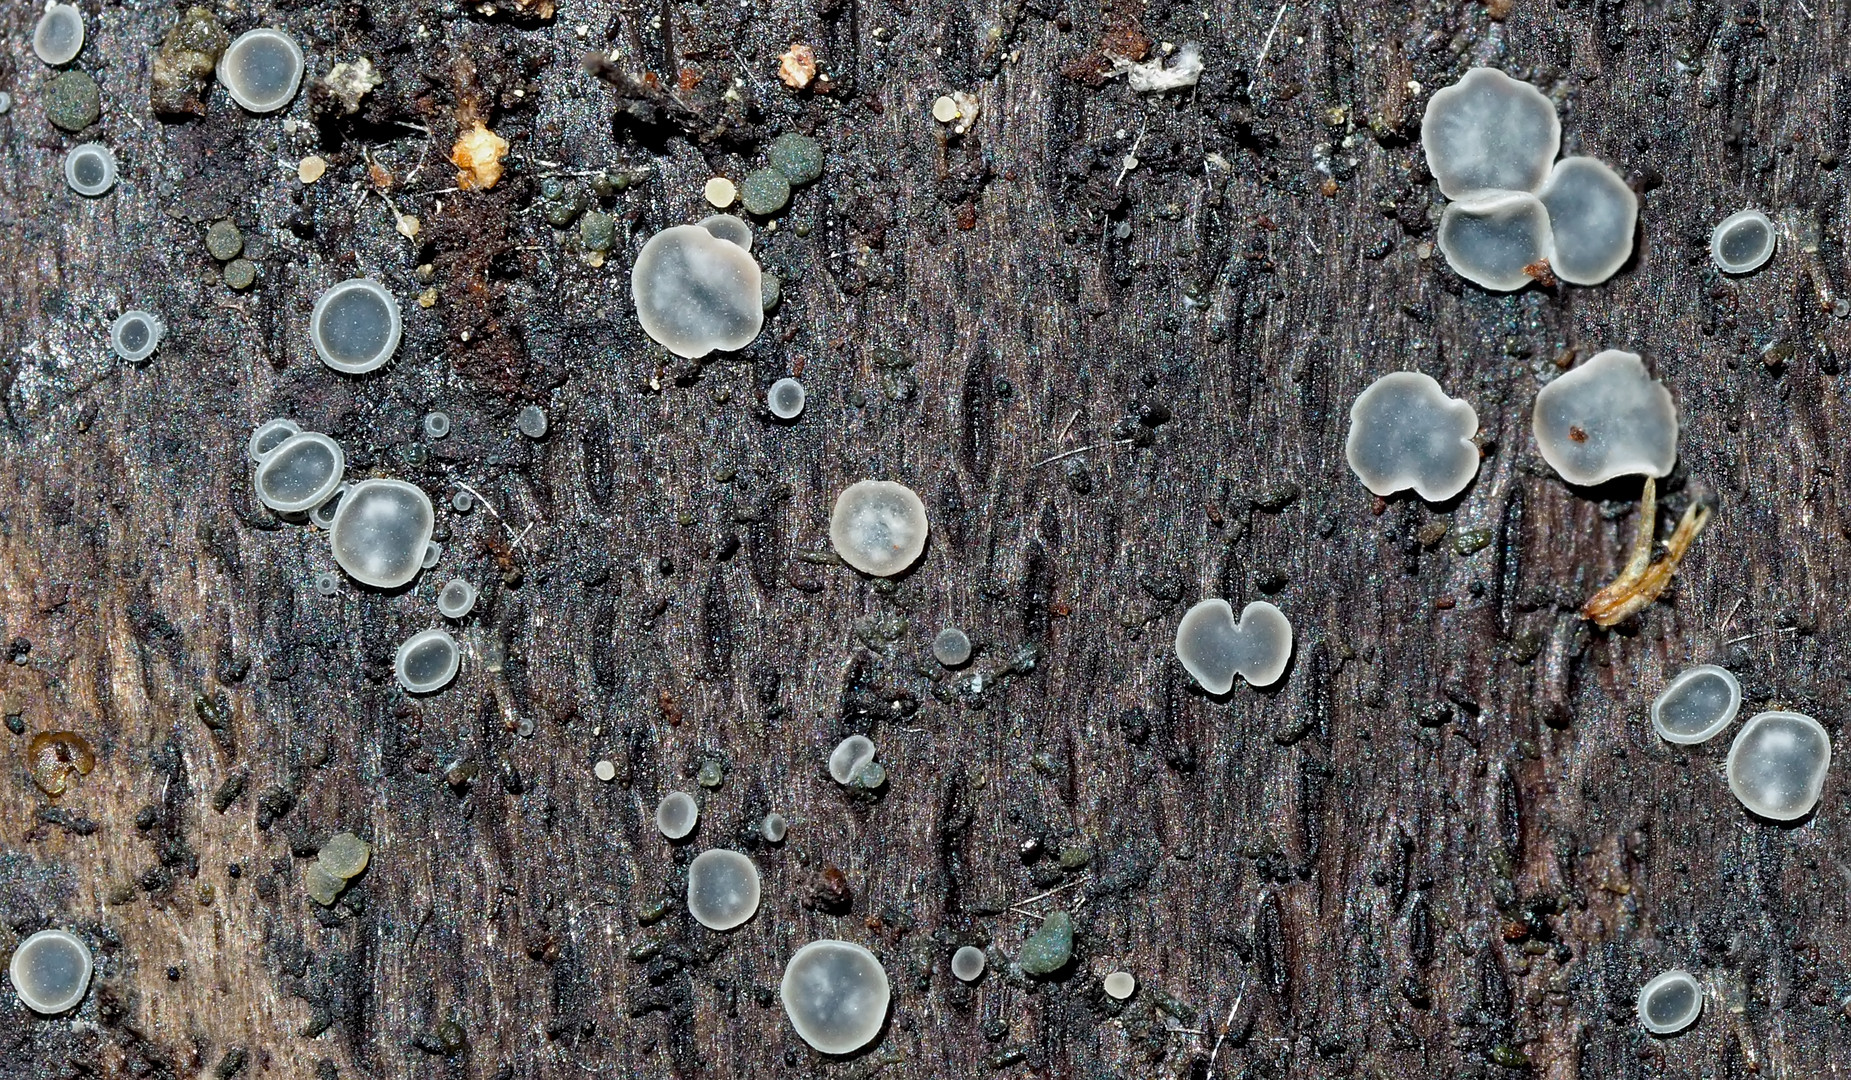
left=436, top=578, right=478, bottom=619
left=248, top=418, right=301, bottom=462
left=1437, top=192, right=1553, bottom=292
left=656, top=791, right=699, bottom=839
left=313, top=571, right=340, bottom=597
left=451, top=490, right=474, bottom=512
left=932, top=627, right=973, bottom=667
left=33, top=3, right=85, bottom=66
left=1103, top=971, right=1137, bottom=1000
left=1711, top=210, right=1776, bottom=274
left=309, top=483, right=348, bottom=529
left=1344, top=371, right=1480, bottom=502
left=1650, top=665, right=1741, bottom=745
left=829, top=480, right=929, bottom=576
left=515, top=404, right=548, bottom=438
left=254, top=432, right=345, bottom=513
left=828, top=735, right=876, bottom=785
left=687, top=849, right=762, bottom=931
left=394, top=628, right=460, bottom=693
left=950, top=946, right=986, bottom=982
left=328, top=479, right=434, bottom=588
left=218, top=29, right=305, bottom=113
left=699, top=214, right=754, bottom=251
left=110, top=311, right=165, bottom=363
left=1420, top=67, right=1560, bottom=200
left=8, top=929, right=92, bottom=1015
left=311, top=279, right=402, bottom=374
left=631, top=224, right=764, bottom=358
left=1538, top=157, right=1637, bottom=286
left=780, top=940, right=891, bottom=1056
left=1636, top=969, right=1703, bottom=1035
left=593, top=759, right=616, bottom=782
left=1726, top=711, right=1832, bottom=821
left=421, top=541, right=443, bottom=569
left=1174, top=599, right=1293, bottom=693
left=422, top=412, right=451, bottom=439
left=63, top=143, right=117, bottom=197
left=761, top=812, right=788, bottom=842
left=1531, top=350, right=1678, bottom=486
left=768, top=377, right=806, bottom=419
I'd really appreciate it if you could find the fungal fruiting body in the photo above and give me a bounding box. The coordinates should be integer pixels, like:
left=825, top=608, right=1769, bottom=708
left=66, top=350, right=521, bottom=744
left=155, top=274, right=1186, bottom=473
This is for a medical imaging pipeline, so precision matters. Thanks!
left=421, top=542, right=443, bottom=570
left=1711, top=210, right=1775, bottom=274
left=1538, top=157, right=1638, bottom=285
left=110, top=311, right=165, bottom=363
left=761, top=812, right=788, bottom=842
left=217, top=29, right=304, bottom=113
left=950, top=946, right=985, bottom=982
left=655, top=791, right=699, bottom=839
left=1532, top=350, right=1677, bottom=486
left=829, top=480, right=929, bottom=576
left=932, top=627, right=973, bottom=667
left=8, top=929, right=92, bottom=1014
left=828, top=735, right=877, bottom=785
left=1344, top=371, right=1480, bottom=501
left=1436, top=192, right=1552, bottom=291
left=1726, top=711, right=1831, bottom=821
left=328, top=479, right=434, bottom=588
left=631, top=225, right=764, bottom=358
left=1636, top=969, right=1703, bottom=1035
left=1103, top=971, right=1137, bottom=1001
left=768, top=377, right=806, bottom=419
left=1420, top=68, right=1560, bottom=199
left=63, top=143, right=117, bottom=197
left=780, top=940, right=891, bottom=1055
left=254, top=432, right=344, bottom=513
left=33, top=4, right=85, bottom=66
left=1174, top=599, right=1293, bottom=693
left=311, top=279, right=402, bottom=373
left=422, top=412, right=451, bottom=439
left=309, top=484, right=348, bottom=529
left=313, top=571, right=340, bottom=597
left=515, top=405, right=548, bottom=438
left=699, top=214, right=754, bottom=251
left=687, top=850, right=762, bottom=930
left=394, top=629, right=460, bottom=693
left=436, top=578, right=478, bottom=619
left=1650, top=665, right=1741, bottom=744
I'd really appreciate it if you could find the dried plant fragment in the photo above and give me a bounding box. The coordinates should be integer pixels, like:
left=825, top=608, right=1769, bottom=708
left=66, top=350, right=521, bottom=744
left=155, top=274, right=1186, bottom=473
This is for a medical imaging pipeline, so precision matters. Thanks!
left=1582, top=478, right=1712, bottom=627
left=452, top=121, right=510, bottom=190
left=29, top=731, right=96, bottom=797
left=778, top=43, right=816, bottom=90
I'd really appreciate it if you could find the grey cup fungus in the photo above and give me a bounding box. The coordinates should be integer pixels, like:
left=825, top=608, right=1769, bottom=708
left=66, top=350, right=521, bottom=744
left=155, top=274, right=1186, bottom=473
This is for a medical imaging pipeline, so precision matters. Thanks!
left=1726, top=711, right=1832, bottom=821
left=436, top=578, right=478, bottom=619
left=8, top=929, right=92, bottom=1015
left=248, top=418, right=300, bottom=462
left=310, top=278, right=402, bottom=374
left=110, top=311, right=165, bottom=363
left=687, top=849, right=761, bottom=930
left=631, top=224, right=764, bottom=359
left=1174, top=599, right=1293, bottom=692
left=698, top=214, right=754, bottom=251
left=309, top=483, right=348, bottom=529
left=1531, top=350, right=1678, bottom=486
left=394, top=628, right=460, bottom=693
left=1436, top=192, right=1551, bottom=292
left=931, top=627, right=973, bottom=667
left=328, top=479, right=434, bottom=588
left=253, top=432, right=345, bottom=513
left=217, top=28, right=304, bottom=113
left=655, top=791, right=699, bottom=839
left=1711, top=210, right=1776, bottom=274
left=63, top=143, right=117, bottom=197
left=1343, top=371, right=1480, bottom=501
left=33, top=4, right=85, bottom=66
left=829, top=480, right=929, bottom=576
left=780, top=940, right=891, bottom=1055
left=768, top=377, right=806, bottom=419
left=761, top=812, right=788, bottom=842
left=1420, top=67, right=1560, bottom=200
left=1636, top=969, right=1703, bottom=1035
left=1650, top=665, right=1741, bottom=745
left=1536, top=156, right=1637, bottom=285
left=951, top=946, right=986, bottom=982
left=828, top=735, right=876, bottom=785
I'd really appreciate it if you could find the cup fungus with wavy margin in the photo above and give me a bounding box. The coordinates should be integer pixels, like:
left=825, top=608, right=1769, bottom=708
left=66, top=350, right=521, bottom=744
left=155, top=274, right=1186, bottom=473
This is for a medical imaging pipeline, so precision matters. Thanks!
left=830, top=480, right=928, bottom=576
left=687, top=849, right=761, bottom=930
left=218, top=29, right=304, bottom=113
left=1345, top=371, right=1480, bottom=501
left=656, top=791, right=699, bottom=839
left=1537, top=157, right=1637, bottom=286
left=1532, top=350, right=1677, bottom=486
left=1650, top=665, right=1740, bottom=745
left=828, top=735, right=877, bottom=785
left=1175, top=599, right=1292, bottom=692
left=1711, top=210, right=1775, bottom=274
left=780, top=940, right=891, bottom=1056
left=395, top=628, right=460, bottom=693
left=1422, top=68, right=1559, bottom=200
left=1636, top=969, right=1702, bottom=1035
left=254, top=432, right=344, bottom=513
left=311, top=279, right=402, bottom=374
left=110, top=311, right=165, bottom=363
left=9, top=929, right=92, bottom=1015
left=328, top=479, right=434, bottom=588
left=1726, top=711, right=1831, bottom=821
left=1437, top=192, right=1552, bottom=292
left=631, top=224, right=764, bottom=358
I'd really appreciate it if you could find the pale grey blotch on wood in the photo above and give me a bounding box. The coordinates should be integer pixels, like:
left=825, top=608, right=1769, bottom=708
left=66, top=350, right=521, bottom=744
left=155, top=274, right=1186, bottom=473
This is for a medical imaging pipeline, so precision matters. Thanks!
left=1174, top=599, right=1293, bottom=693
left=1531, top=350, right=1677, bottom=485
left=1344, top=371, right=1480, bottom=501
left=1726, top=711, right=1832, bottom=821
left=631, top=224, right=764, bottom=358
left=1437, top=191, right=1552, bottom=291
left=1420, top=67, right=1560, bottom=200
left=780, top=940, right=891, bottom=1056
left=1636, top=969, right=1703, bottom=1035
left=1538, top=156, right=1637, bottom=285
left=1650, top=665, right=1740, bottom=745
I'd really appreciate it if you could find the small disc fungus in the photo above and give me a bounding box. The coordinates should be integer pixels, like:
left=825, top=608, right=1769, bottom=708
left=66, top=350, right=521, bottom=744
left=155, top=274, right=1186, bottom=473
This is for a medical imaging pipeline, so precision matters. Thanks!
left=63, top=143, right=117, bottom=197
left=1537, top=157, right=1637, bottom=286
left=217, top=29, right=305, bottom=113
left=704, top=176, right=736, bottom=208
left=421, top=542, right=443, bottom=570
left=1651, top=665, right=1741, bottom=745
left=699, top=214, right=754, bottom=251
left=0, top=92, right=12, bottom=115
left=436, top=578, right=478, bottom=619
left=829, top=480, right=929, bottom=576
left=311, top=279, right=402, bottom=374
left=33, top=4, right=86, bottom=66
left=1711, top=210, right=1776, bottom=274
left=309, top=483, right=348, bottom=529
left=109, top=311, right=165, bottom=363
left=1344, top=371, right=1480, bottom=501
left=655, top=791, right=699, bottom=839
left=932, top=627, right=973, bottom=667
left=254, top=432, right=345, bottom=513
left=451, top=491, right=473, bottom=512
left=9, top=929, right=92, bottom=1014
left=313, top=571, right=340, bottom=597
left=1636, top=969, right=1703, bottom=1035
left=762, top=812, right=788, bottom=842
left=631, top=224, right=764, bottom=359
left=422, top=412, right=451, bottom=439
left=328, top=479, right=435, bottom=588
left=1103, top=971, right=1137, bottom=1000
left=740, top=168, right=792, bottom=215
left=951, top=946, right=986, bottom=982
left=515, top=404, right=548, bottom=438
left=768, top=377, right=806, bottom=419
left=394, top=628, right=460, bottom=693
left=1436, top=192, right=1552, bottom=292
left=1726, top=711, right=1832, bottom=821
left=1174, top=599, right=1293, bottom=693
left=780, top=940, right=891, bottom=1056
left=828, top=734, right=877, bottom=785
left=1421, top=68, right=1560, bottom=200
left=593, top=759, right=617, bottom=782
left=687, top=849, right=762, bottom=930
left=1532, top=350, right=1678, bottom=486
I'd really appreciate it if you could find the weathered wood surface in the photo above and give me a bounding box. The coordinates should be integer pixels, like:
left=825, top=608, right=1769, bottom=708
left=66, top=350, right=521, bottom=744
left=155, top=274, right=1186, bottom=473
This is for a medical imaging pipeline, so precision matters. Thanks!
left=3, top=0, right=1850, bottom=1077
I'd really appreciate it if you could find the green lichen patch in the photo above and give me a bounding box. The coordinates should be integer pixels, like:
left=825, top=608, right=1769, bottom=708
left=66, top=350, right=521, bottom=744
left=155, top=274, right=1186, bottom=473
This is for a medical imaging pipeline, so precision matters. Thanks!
left=1018, top=910, right=1074, bottom=976
left=45, top=70, right=101, bottom=132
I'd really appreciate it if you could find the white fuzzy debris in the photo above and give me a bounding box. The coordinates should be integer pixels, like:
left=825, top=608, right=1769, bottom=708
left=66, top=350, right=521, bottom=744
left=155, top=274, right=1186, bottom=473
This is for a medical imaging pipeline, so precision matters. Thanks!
left=1111, top=44, right=1204, bottom=93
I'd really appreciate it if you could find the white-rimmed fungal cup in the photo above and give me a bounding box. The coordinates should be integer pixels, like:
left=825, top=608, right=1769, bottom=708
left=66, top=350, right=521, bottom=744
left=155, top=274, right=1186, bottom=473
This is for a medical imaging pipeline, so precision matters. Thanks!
left=33, top=4, right=85, bottom=66
left=254, top=432, right=345, bottom=513
left=218, top=29, right=305, bottom=113
left=768, top=377, right=806, bottom=419
left=1726, top=711, right=1832, bottom=821
left=8, top=929, right=92, bottom=1014
left=1532, top=350, right=1678, bottom=486
left=1421, top=67, right=1560, bottom=200
left=762, top=812, right=788, bottom=842
left=830, top=480, right=928, bottom=576
left=309, top=483, right=348, bottom=529
left=248, top=418, right=300, bottom=462
left=436, top=578, right=478, bottom=619
left=394, top=628, right=460, bottom=693
left=311, top=279, right=402, bottom=374
left=1538, top=156, right=1637, bottom=285
left=421, top=542, right=442, bottom=570
left=687, top=849, right=761, bottom=930
left=631, top=224, right=765, bottom=358
left=1344, top=371, right=1480, bottom=501
left=951, top=946, right=985, bottom=982
left=828, top=735, right=876, bottom=785
left=109, top=311, right=165, bottom=363
left=313, top=571, right=340, bottom=597
left=780, top=940, right=891, bottom=1056
left=699, top=214, right=754, bottom=251
left=932, top=627, right=972, bottom=667
left=1103, top=971, right=1137, bottom=1000
left=1175, top=599, right=1293, bottom=692
left=422, top=412, right=450, bottom=439
left=1636, top=969, right=1703, bottom=1035
left=1437, top=192, right=1552, bottom=291
left=64, top=143, right=116, bottom=197
left=1711, top=210, right=1775, bottom=274
left=656, top=791, right=699, bottom=839
left=328, top=479, right=434, bottom=588
left=1651, top=665, right=1741, bottom=745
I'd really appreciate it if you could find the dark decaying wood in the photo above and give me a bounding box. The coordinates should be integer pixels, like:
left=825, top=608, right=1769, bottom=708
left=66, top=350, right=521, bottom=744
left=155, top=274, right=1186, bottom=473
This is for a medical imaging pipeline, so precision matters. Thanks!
left=3, top=0, right=1849, bottom=1076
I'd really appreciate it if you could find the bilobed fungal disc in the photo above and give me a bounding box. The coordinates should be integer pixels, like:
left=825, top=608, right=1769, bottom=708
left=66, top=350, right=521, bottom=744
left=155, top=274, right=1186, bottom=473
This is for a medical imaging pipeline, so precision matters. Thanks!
left=254, top=432, right=345, bottom=512
left=631, top=225, right=764, bottom=359
left=829, top=480, right=929, bottom=576
left=1421, top=67, right=1561, bottom=199
left=1531, top=350, right=1678, bottom=485
left=1344, top=371, right=1480, bottom=501
left=780, top=940, right=891, bottom=1055
left=1437, top=192, right=1554, bottom=292
left=249, top=418, right=301, bottom=462
left=1538, top=156, right=1637, bottom=286
left=1175, top=599, right=1293, bottom=692
left=329, top=479, right=434, bottom=588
